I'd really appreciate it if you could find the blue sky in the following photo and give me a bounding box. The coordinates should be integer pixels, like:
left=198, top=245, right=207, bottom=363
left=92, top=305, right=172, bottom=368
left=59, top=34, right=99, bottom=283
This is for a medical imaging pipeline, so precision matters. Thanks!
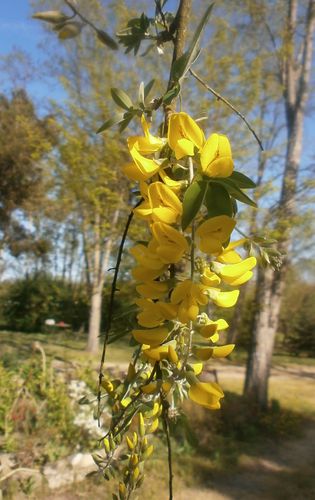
left=0, top=1, right=66, bottom=106
left=0, top=0, right=314, bottom=179
left=1, top=1, right=314, bottom=147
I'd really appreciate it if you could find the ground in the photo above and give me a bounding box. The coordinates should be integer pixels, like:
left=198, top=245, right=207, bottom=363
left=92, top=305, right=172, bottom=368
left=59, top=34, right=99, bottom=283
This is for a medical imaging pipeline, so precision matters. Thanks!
left=1, top=331, right=315, bottom=499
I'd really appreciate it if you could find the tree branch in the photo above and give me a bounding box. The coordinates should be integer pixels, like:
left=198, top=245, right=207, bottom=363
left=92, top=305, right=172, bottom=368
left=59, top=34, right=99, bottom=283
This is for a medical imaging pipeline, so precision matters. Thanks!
left=296, top=0, right=315, bottom=110
left=64, top=0, right=99, bottom=32
left=189, top=69, right=264, bottom=151
left=164, top=0, right=192, bottom=125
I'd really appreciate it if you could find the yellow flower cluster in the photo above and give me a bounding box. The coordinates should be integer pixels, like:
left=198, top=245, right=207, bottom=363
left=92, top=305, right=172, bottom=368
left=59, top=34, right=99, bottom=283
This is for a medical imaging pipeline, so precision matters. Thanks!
left=124, top=112, right=256, bottom=410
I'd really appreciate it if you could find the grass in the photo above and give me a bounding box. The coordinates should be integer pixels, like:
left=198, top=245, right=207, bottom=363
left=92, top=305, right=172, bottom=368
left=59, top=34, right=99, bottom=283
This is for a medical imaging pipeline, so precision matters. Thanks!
left=0, top=330, right=133, bottom=370
left=1, top=329, right=315, bottom=499
left=230, top=347, right=315, bottom=368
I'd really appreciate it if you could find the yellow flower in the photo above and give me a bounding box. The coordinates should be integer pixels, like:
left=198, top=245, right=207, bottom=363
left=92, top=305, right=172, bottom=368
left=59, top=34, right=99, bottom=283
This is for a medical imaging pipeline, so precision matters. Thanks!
left=136, top=298, right=177, bottom=328
left=130, top=243, right=165, bottom=270
left=132, top=265, right=165, bottom=282
left=200, top=133, right=233, bottom=177
left=127, top=115, right=165, bottom=154
left=136, top=280, right=168, bottom=299
left=151, top=222, right=189, bottom=264
left=216, top=238, right=247, bottom=264
left=188, top=376, right=224, bottom=410
left=200, top=267, right=221, bottom=287
left=193, top=344, right=235, bottom=360
left=196, top=215, right=236, bottom=255
left=208, top=289, right=240, bottom=308
left=188, top=361, right=204, bottom=375
left=134, top=182, right=182, bottom=224
left=170, top=279, right=208, bottom=324
left=123, top=147, right=161, bottom=181
left=142, top=341, right=178, bottom=364
left=199, top=318, right=229, bottom=342
left=213, top=256, right=257, bottom=286
left=159, top=169, right=183, bottom=193
left=168, top=112, right=205, bottom=160
left=132, top=327, right=170, bottom=346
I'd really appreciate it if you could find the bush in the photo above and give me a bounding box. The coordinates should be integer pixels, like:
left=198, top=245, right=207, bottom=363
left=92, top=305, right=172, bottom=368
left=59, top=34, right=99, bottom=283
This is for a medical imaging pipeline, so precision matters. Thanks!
left=1, top=273, right=89, bottom=332
left=0, top=357, right=94, bottom=459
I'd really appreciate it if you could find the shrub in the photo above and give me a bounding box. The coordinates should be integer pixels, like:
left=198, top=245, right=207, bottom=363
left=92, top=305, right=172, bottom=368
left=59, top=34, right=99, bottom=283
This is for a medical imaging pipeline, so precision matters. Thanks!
left=1, top=273, right=89, bottom=332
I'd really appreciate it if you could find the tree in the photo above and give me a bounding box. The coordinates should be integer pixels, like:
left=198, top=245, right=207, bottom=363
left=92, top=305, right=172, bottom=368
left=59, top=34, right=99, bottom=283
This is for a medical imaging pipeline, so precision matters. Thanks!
left=32, top=0, right=151, bottom=352
left=0, top=89, right=55, bottom=267
left=244, top=0, right=315, bottom=408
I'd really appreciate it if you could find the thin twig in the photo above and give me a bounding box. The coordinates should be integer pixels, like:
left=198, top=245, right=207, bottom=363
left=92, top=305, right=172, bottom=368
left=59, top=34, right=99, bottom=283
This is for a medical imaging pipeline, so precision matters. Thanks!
left=189, top=68, right=264, bottom=151
left=162, top=406, right=173, bottom=500
left=97, top=198, right=143, bottom=426
left=0, top=468, right=41, bottom=483
left=64, top=0, right=99, bottom=32
left=188, top=157, right=195, bottom=281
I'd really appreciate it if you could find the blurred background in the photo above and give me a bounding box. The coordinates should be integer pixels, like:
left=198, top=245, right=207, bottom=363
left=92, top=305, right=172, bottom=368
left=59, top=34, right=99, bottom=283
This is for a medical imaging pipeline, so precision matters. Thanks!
left=0, top=1, right=314, bottom=499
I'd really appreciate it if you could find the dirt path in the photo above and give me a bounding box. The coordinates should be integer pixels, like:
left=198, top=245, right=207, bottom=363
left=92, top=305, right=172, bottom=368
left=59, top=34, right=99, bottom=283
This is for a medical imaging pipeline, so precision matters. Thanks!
left=178, top=423, right=315, bottom=499
left=176, top=363, right=315, bottom=500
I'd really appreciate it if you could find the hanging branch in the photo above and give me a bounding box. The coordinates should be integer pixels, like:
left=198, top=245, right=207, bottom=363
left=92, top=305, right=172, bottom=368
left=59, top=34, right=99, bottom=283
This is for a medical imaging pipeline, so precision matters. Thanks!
left=162, top=404, right=174, bottom=500
left=97, top=198, right=143, bottom=425
left=189, top=68, right=264, bottom=151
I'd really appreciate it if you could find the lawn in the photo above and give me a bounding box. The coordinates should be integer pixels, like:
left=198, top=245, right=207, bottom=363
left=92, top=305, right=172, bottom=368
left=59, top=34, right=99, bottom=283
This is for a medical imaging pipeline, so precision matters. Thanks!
left=1, top=330, right=315, bottom=500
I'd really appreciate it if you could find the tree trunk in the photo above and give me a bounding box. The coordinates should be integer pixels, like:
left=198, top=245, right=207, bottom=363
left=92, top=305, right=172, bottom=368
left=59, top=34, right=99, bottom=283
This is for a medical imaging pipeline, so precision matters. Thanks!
left=244, top=267, right=284, bottom=408
left=86, top=209, right=120, bottom=353
left=87, top=283, right=103, bottom=353
left=244, top=0, right=315, bottom=409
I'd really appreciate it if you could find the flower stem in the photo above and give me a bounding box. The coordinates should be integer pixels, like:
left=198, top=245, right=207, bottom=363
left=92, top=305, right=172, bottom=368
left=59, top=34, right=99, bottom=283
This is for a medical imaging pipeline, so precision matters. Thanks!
left=162, top=405, right=173, bottom=500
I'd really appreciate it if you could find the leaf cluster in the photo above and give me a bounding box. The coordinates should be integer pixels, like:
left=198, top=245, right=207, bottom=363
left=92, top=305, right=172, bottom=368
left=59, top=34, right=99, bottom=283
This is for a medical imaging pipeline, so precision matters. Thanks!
left=182, top=171, right=256, bottom=231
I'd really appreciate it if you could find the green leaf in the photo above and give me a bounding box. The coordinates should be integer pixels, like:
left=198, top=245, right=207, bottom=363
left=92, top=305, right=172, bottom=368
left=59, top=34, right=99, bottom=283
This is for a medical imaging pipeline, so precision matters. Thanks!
left=111, top=88, right=133, bottom=110
left=118, top=115, right=133, bottom=132
left=138, top=81, right=145, bottom=105
left=231, top=198, right=238, bottom=216
left=162, top=83, right=180, bottom=105
left=97, top=116, right=122, bottom=133
left=141, top=43, right=155, bottom=57
left=171, top=3, right=214, bottom=83
left=230, top=171, right=256, bottom=188
left=96, top=30, right=118, bottom=50
left=171, top=53, right=189, bottom=81
left=144, top=79, right=155, bottom=99
left=205, top=183, right=233, bottom=217
left=182, top=180, right=207, bottom=230
left=211, top=179, right=257, bottom=208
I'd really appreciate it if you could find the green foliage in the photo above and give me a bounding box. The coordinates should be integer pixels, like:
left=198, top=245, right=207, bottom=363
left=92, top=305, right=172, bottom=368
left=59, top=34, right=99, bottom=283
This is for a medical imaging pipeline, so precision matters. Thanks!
left=0, top=363, right=16, bottom=437
left=0, top=274, right=137, bottom=335
left=170, top=3, right=214, bottom=85
left=181, top=170, right=256, bottom=231
left=205, top=183, right=233, bottom=217
left=181, top=179, right=207, bottom=230
left=0, top=355, right=94, bottom=458
left=279, top=271, right=315, bottom=356
left=43, top=383, right=78, bottom=442
left=0, top=89, right=55, bottom=257
left=1, top=274, right=89, bottom=332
